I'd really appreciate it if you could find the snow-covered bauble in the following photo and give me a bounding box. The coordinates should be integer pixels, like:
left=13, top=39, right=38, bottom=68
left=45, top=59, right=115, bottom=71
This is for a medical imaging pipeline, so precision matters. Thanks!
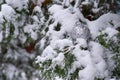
left=71, top=21, right=91, bottom=40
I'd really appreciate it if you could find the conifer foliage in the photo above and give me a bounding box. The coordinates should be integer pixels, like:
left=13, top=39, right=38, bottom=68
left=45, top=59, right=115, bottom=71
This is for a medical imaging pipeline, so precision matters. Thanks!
left=0, top=0, right=44, bottom=80
left=0, top=0, right=120, bottom=80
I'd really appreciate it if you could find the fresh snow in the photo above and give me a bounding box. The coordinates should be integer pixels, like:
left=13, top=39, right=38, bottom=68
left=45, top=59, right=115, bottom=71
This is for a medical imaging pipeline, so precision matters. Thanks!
left=5, top=0, right=28, bottom=11
left=36, top=3, right=118, bottom=80
left=0, top=0, right=120, bottom=80
left=48, top=4, right=86, bottom=37
left=103, top=27, right=119, bottom=38
left=87, top=13, right=120, bottom=39
left=1, top=4, right=16, bottom=21
left=24, top=24, right=38, bottom=40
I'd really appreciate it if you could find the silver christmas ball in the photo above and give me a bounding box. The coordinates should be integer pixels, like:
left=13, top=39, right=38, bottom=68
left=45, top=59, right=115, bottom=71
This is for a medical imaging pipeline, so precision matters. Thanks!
left=71, top=22, right=91, bottom=40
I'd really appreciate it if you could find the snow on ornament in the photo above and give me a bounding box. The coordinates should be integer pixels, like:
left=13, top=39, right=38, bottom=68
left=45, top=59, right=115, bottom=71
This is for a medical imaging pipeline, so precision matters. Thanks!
left=71, top=21, right=91, bottom=41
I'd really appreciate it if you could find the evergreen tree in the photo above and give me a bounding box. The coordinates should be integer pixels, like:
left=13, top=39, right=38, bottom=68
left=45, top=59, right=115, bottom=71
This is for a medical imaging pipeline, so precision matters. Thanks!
left=35, top=0, right=120, bottom=80
left=0, top=0, right=120, bottom=80
left=0, top=0, right=44, bottom=80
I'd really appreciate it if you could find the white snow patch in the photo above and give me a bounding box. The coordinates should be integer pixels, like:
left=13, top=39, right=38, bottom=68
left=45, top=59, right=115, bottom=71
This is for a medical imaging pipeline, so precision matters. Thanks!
left=52, top=53, right=65, bottom=68
left=0, top=12, right=4, bottom=23
left=76, top=38, right=87, bottom=48
left=24, top=24, right=38, bottom=40
left=87, top=13, right=120, bottom=39
left=41, top=46, right=57, bottom=60
left=103, top=27, right=119, bottom=38
left=89, top=41, right=109, bottom=78
left=1, top=4, right=16, bottom=20
left=0, top=31, right=3, bottom=42
left=78, top=65, right=96, bottom=80
left=55, top=76, right=63, bottom=80
left=48, top=4, right=85, bottom=37
left=5, top=0, right=28, bottom=11
left=50, top=39, right=73, bottom=50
